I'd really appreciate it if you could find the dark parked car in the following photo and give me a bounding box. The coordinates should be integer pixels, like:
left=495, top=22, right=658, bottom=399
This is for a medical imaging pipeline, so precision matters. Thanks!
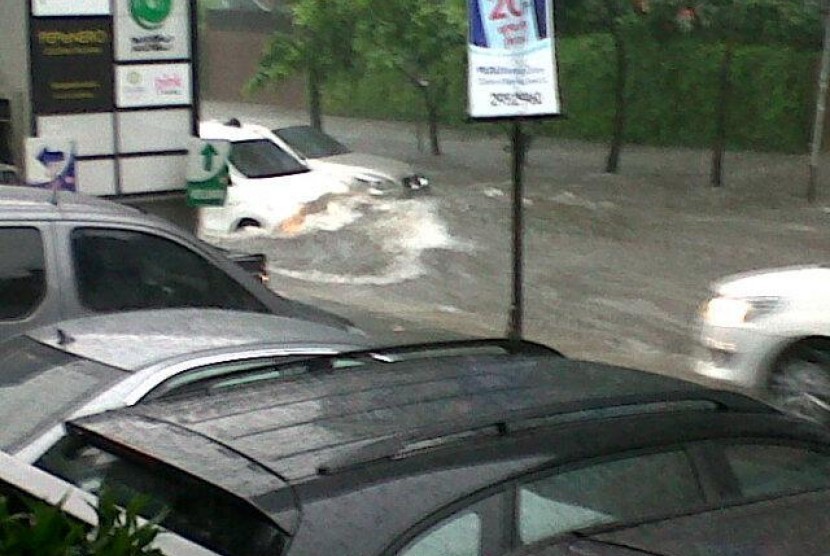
left=36, top=349, right=830, bottom=556
left=0, top=185, right=352, bottom=340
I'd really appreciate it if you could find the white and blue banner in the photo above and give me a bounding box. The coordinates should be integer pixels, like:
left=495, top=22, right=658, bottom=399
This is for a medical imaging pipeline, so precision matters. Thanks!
left=467, top=0, right=561, bottom=119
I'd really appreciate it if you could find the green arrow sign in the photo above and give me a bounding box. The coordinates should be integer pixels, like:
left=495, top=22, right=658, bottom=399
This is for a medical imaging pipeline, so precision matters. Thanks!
left=201, top=143, right=218, bottom=172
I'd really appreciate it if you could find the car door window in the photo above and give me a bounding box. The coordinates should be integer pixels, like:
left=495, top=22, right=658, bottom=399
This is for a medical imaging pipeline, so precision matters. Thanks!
left=399, top=512, right=481, bottom=556
left=518, top=451, right=705, bottom=544
left=720, top=443, right=830, bottom=500
left=0, top=227, right=46, bottom=320
left=71, top=228, right=267, bottom=313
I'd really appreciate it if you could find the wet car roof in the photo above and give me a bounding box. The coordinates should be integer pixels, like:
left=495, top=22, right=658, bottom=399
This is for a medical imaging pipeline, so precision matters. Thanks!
left=27, top=309, right=368, bottom=371
left=0, top=185, right=144, bottom=219
left=72, top=354, right=772, bottom=483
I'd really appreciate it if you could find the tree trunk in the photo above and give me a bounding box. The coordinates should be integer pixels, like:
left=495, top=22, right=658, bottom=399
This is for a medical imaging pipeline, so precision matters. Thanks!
left=421, top=87, right=441, bottom=155
left=308, top=65, right=323, bottom=131
left=711, top=42, right=734, bottom=188
left=808, top=2, right=830, bottom=203
left=606, top=24, right=628, bottom=174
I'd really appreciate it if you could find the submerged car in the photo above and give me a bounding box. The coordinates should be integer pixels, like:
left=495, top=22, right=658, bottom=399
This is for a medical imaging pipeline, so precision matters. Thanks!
left=3, top=308, right=368, bottom=463
left=35, top=349, right=830, bottom=556
left=271, top=124, right=430, bottom=196
left=695, top=264, right=830, bottom=423
left=198, top=120, right=351, bottom=233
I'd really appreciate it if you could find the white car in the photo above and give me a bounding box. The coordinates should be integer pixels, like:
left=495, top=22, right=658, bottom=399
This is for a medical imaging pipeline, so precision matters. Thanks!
left=695, top=264, right=830, bottom=422
left=198, top=120, right=351, bottom=234
left=269, top=124, right=430, bottom=196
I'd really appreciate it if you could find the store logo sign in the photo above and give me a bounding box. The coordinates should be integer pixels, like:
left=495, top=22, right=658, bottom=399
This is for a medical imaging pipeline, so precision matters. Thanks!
left=130, top=0, right=173, bottom=30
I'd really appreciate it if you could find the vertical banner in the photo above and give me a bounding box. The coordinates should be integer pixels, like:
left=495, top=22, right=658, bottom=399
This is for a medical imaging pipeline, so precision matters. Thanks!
left=467, top=0, right=561, bottom=119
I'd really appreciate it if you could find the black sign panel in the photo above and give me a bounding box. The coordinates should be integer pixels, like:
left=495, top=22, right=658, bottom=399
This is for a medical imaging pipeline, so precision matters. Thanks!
left=30, top=17, right=114, bottom=115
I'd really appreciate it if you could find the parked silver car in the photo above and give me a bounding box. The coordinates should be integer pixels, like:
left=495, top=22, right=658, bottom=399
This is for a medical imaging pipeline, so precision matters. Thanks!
left=2, top=308, right=368, bottom=463
left=0, top=185, right=353, bottom=341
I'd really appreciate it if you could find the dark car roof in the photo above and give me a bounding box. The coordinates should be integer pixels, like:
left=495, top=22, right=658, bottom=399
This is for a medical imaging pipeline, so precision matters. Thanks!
left=25, top=309, right=368, bottom=371
left=72, top=354, right=773, bottom=483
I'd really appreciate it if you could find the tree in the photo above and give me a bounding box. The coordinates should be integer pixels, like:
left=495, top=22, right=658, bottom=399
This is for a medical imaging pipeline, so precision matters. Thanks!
left=352, top=0, right=467, bottom=155
left=577, top=0, right=650, bottom=173
left=246, top=0, right=358, bottom=130
left=650, top=0, right=821, bottom=187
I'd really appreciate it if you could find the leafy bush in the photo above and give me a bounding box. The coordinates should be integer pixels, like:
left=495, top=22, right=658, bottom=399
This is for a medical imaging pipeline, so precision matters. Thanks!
left=0, top=490, right=164, bottom=556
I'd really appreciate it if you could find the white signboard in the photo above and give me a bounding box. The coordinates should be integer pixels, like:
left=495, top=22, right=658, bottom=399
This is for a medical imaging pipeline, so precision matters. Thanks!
left=115, top=63, right=192, bottom=108
left=32, top=0, right=110, bottom=16
left=467, top=0, right=561, bottom=119
left=114, top=0, right=191, bottom=61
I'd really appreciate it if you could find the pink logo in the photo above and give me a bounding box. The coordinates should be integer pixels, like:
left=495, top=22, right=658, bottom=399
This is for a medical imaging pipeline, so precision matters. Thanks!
left=154, top=73, right=183, bottom=95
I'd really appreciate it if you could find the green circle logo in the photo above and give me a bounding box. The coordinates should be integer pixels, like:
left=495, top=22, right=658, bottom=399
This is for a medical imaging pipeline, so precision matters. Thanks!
left=130, top=0, right=173, bottom=30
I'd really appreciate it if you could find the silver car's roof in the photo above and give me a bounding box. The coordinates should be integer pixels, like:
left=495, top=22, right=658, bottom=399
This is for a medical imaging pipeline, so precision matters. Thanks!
left=0, top=185, right=187, bottom=232
left=27, top=309, right=367, bottom=371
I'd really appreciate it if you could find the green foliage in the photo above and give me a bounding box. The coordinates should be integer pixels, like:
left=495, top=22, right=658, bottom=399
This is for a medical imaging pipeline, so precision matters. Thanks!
left=0, top=491, right=165, bottom=556
left=245, top=0, right=359, bottom=96
left=325, top=33, right=817, bottom=153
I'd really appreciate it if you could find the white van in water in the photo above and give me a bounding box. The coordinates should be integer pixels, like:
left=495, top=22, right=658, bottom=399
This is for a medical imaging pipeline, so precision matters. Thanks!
left=198, top=120, right=351, bottom=234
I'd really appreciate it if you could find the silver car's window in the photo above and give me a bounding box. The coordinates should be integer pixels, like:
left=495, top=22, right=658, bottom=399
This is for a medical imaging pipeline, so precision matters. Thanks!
left=71, top=228, right=268, bottom=314
left=229, top=139, right=309, bottom=178
left=0, top=336, right=123, bottom=452
left=0, top=227, right=46, bottom=320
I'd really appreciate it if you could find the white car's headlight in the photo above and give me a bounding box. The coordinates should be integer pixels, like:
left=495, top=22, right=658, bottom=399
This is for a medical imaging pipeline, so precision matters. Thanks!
left=701, top=296, right=782, bottom=327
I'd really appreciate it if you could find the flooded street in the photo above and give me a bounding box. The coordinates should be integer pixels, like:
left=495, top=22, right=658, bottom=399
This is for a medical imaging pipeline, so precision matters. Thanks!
left=202, top=101, right=830, bottom=377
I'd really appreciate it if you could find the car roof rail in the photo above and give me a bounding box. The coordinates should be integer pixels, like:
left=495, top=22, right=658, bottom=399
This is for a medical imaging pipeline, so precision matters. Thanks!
left=300, top=338, right=562, bottom=369
left=316, top=395, right=737, bottom=475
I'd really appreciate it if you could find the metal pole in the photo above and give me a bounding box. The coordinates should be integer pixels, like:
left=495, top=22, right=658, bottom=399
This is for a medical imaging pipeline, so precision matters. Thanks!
left=507, top=120, right=525, bottom=341
left=808, top=0, right=830, bottom=204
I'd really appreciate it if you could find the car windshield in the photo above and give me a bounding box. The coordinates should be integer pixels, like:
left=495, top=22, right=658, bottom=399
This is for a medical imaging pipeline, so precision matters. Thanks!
left=229, top=139, right=309, bottom=178
left=0, top=336, right=124, bottom=452
left=273, top=125, right=351, bottom=159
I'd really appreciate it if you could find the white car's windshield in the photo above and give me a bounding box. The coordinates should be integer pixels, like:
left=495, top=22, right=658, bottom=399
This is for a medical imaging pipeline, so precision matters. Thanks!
left=230, top=139, right=309, bottom=179
left=273, top=126, right=351, bottom=159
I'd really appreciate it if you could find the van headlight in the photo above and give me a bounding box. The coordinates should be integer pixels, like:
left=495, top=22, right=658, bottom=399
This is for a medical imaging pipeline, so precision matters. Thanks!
left=701, top=296, right=782, bottom=327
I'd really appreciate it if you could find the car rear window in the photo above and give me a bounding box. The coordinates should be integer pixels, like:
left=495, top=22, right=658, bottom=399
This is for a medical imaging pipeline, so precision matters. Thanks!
left=273, top=126, right=351, bottom=159
left=0, top=336, right=124, bottom=452
left=37, top=435, right=286, bottom=556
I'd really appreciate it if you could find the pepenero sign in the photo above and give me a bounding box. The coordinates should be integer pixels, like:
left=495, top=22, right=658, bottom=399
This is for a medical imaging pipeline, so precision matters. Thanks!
left=30, top=18, right=114, bottom=115
left=467, top=0, right=561, bottom=119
